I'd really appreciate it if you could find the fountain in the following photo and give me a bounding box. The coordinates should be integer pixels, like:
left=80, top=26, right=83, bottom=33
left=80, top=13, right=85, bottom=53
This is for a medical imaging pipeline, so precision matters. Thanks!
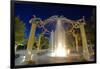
left=50, top=18, right=69, bottom=57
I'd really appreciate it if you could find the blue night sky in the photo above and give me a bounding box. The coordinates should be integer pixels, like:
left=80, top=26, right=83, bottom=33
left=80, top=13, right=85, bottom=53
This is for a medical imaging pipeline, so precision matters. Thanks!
left=14, top=2, right=94, bottom=39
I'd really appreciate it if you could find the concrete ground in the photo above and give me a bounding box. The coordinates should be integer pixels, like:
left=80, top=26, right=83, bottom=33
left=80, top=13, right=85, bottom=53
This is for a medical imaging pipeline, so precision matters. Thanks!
left=15, top=49, right=94, bottom=66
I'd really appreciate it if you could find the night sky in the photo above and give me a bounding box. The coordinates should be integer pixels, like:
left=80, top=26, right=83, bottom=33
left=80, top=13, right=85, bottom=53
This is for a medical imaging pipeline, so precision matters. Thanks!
left=14, top=2, right=94, bottom=39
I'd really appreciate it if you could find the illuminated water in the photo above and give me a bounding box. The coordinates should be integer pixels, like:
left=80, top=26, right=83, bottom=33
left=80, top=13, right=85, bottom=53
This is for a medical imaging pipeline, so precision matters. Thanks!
left=51, top=19, right=69, bottom=57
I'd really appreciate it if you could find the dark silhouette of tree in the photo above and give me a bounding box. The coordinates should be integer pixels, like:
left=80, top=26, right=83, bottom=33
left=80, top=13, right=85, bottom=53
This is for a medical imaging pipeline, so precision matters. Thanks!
left=85, top=8, right=96, bottom=44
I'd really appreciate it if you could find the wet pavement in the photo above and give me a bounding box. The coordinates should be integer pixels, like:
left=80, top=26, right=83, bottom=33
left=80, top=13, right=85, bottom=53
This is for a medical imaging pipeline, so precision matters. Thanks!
left=15, top=50, right=94, bottom=66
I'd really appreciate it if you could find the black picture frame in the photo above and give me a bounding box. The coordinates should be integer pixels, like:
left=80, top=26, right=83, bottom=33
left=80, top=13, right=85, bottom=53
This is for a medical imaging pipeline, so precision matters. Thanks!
left=11, top=0, right=96, bottom=68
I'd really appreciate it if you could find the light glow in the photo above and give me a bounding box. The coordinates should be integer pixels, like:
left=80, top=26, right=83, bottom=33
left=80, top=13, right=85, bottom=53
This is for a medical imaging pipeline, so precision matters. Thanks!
left=50, top=19, right=69, bottom=57
left=21, top=56, right=26, bottom=63
left=51, top=43, right=68, bottom=57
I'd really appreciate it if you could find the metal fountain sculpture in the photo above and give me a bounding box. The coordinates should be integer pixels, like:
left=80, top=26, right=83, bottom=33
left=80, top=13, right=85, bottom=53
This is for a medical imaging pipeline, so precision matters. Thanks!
left=25, top=15, right=42, bottom=63
left=25, top=15, right=90, bottom=63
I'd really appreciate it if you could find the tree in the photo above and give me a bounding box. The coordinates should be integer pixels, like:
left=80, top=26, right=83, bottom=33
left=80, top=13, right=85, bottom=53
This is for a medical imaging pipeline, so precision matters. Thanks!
left=85, top=8, right=96, bottom=44
left=40, top=35, right=49, bottom=49
left=15, top=17, right=25, bottom=44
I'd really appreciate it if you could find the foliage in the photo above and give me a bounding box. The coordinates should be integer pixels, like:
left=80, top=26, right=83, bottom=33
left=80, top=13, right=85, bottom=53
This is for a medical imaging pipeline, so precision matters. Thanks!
left=15, top=17, right=25, bottom=44
left=40, top=34, right=49, bottom=49
left=85, top=8, right=96, bottom=44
